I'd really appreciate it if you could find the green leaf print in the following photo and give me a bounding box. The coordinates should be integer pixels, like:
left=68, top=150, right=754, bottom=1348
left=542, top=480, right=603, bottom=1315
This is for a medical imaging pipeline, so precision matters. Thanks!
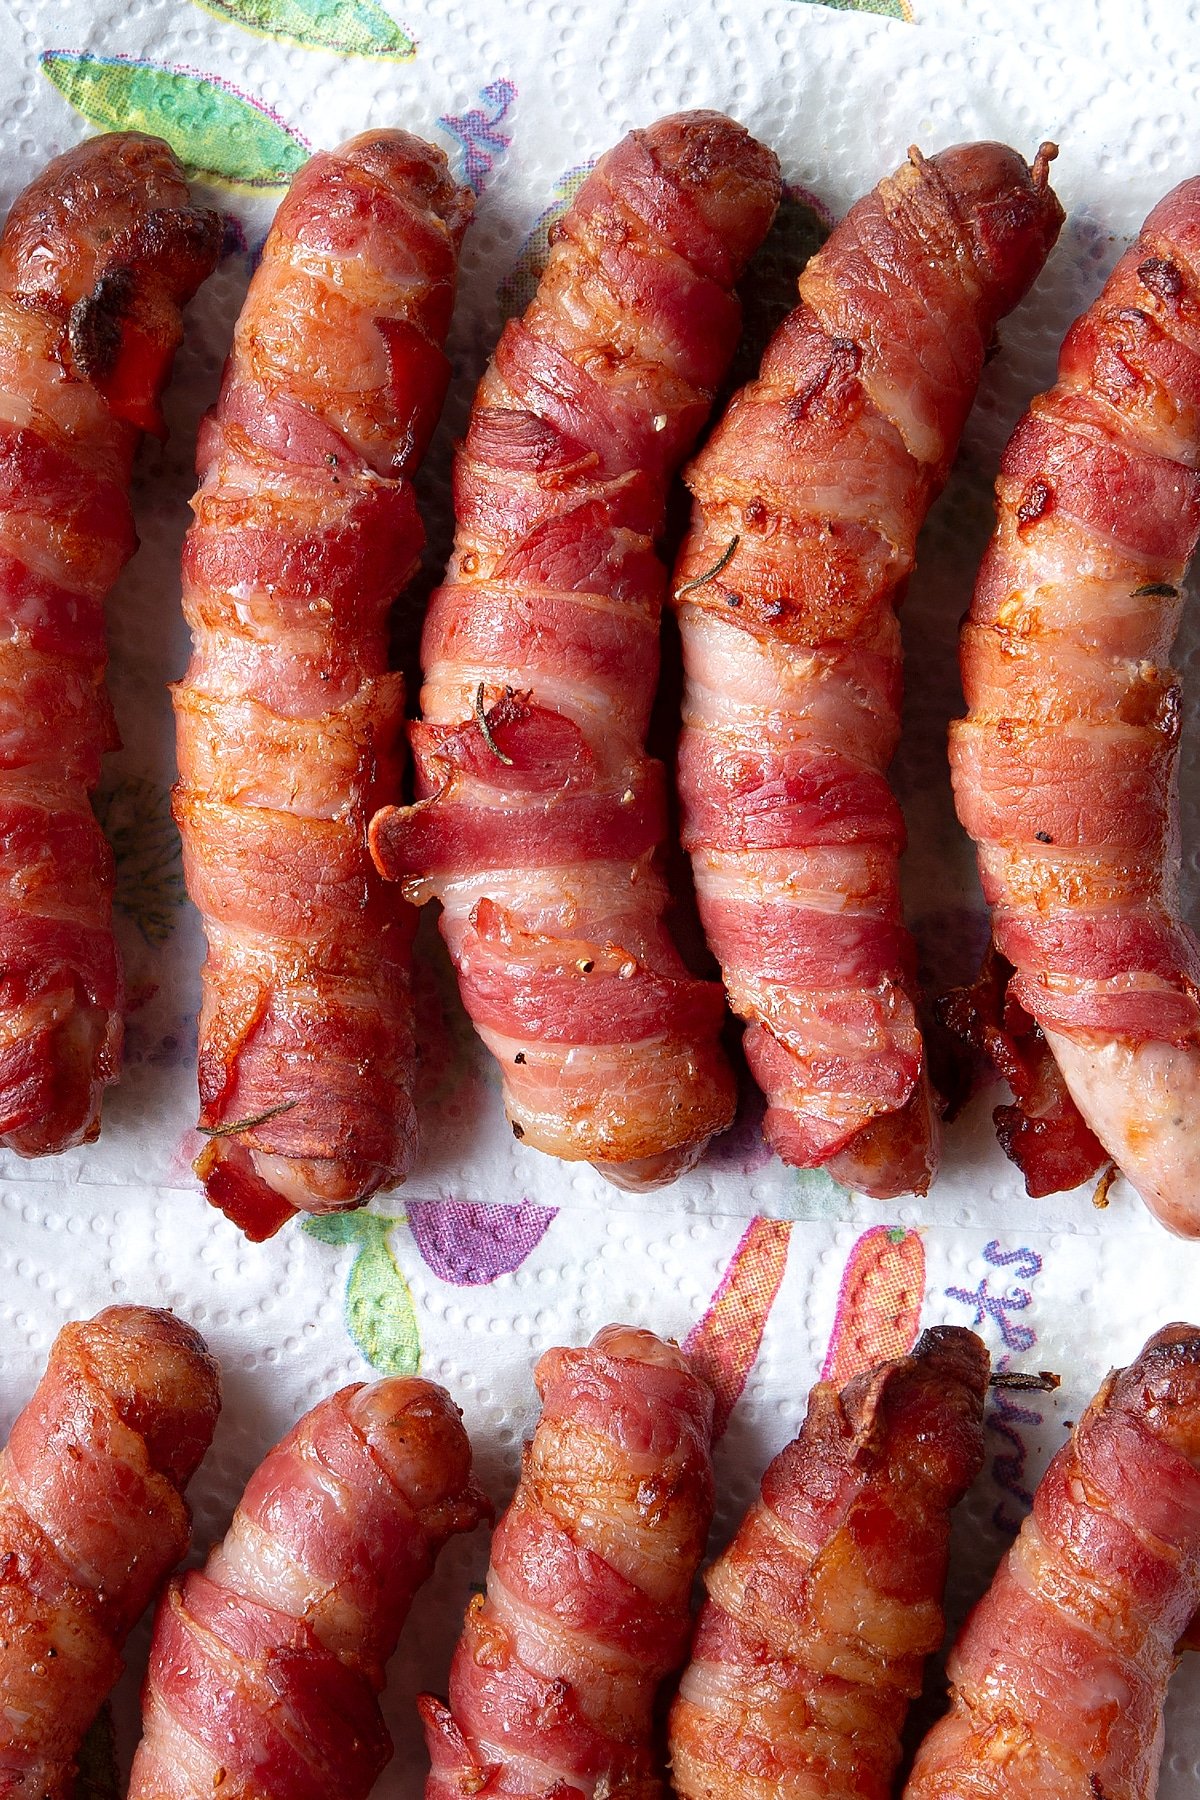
left=40, top=52, right=309, bottom=188
left=304, top=1211, right=369, bottom=1247
left=94, top=776, right=187, bottom=947
left=190, top=0, right=415, bottom=59
left=304, top=1213, right=421, bottom=1375
left=787, top=1165, right=852, bottom=1221
left=789, top=0, right=910, bottom=14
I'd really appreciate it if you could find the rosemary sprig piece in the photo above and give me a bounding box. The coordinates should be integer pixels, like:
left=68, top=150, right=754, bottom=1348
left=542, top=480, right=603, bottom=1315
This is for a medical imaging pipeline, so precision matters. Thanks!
left=675, top=533, right=740, bottom=599
left=989, top=1369, right=1061, bottom=1393
left=474, top=681, right=514, bottom=765
left=198, top=1099, right=297, bottom=1140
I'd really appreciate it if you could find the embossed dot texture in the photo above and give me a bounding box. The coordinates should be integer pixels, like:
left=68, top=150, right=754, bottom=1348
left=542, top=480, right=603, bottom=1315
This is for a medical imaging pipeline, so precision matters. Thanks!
left=1, top=0, right=1200, bottom=1793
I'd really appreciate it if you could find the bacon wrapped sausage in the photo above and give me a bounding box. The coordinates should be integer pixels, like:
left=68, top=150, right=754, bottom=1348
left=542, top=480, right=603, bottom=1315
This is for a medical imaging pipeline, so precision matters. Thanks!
left=671, top=142, right=1063, bottom=1198
left=669, top=1326, right=988, bottom=1800
left=0, top=1305, right=220, bottom=1799
left=0, top=134, right=219, bottom=1156
left=422, top=1325, right=715, bottom=1800
left=129, top=1376, right=485, bottom=1800
left=951, top=180, right=1200, bottom=1235
left=905, top=1323, right=1200, bottom=1800
left=175, top=132, right=472, bottom=1238
left=370, top=113, right=781, bottom=1187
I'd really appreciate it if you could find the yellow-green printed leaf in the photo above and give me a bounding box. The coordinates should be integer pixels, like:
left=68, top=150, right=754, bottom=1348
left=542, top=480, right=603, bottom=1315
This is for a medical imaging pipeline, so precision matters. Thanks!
left=790, top=0, right=911, bottom=14
left=191, top=0, right=415, bottom=59
left=41, top=51, right=309, bottom=188
left=304, top=1213, right=420, bottom=1375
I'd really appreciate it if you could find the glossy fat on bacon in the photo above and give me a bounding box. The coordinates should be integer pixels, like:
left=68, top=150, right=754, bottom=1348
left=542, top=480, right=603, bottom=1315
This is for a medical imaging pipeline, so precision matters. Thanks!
left=0, top=134, right=218, bottom=1156
left=669, top=1327, right=988, bottom=1800
left=422, top=1325, right=715, bottom=1800
left=370, top=113, right=781, bottom=1188
left=128, top=1376, right=485, bottom=1800
left=672, top=142, right=1064, bottom=1199
left=905, top=1324, right=1200, bottom=1800
left=0, top=1305, right=220, bottom=1800
left=175, top=133, right=472, bottom=1239
left=951, top=181, right=1200, bottom=1236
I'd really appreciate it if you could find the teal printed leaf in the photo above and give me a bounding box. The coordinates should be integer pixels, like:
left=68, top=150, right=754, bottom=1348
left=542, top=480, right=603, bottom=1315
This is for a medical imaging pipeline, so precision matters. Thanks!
left=94, top=776, right=186, bottom=947
left=787, top=1165, right=852, bottom=1220
left=304, top=1213, right=420, bottom=1375
left=41, top=52, right=309, bottom=188
left=303, top=1211, right=369, bottom=1247
left=190, top=0, right=415, bottom=59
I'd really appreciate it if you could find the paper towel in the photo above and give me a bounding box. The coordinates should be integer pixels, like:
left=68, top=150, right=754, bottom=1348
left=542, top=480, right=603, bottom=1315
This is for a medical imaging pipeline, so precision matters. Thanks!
left=0, top=0, right=1197, bottom=1791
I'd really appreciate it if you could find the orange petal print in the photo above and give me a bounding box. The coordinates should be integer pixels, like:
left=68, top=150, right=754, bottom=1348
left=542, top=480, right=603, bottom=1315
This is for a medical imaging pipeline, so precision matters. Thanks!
left=684, top=1217, right=792, bottom=1439
left=821, top=1225, right=926, bottom=1387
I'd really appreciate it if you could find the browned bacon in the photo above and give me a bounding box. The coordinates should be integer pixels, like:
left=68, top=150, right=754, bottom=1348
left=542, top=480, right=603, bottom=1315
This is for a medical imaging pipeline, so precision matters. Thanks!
left=671, top=143, right=1063, bottom=1198
left=0, top=134, right=218, bottom=1156
left=370, top=113, right=781, bottom=1188
left=937, top=944, right=1108, bottom=1197
left=670, top=1328, right=988, bottom=1800
left=906, top=1325, right=1200, bottom=1799
left=0, top=1306, right=220, bottom=1799
left=129, top=1377, right=484, bottom=1800
left=952, top=178, right=1200, bottom=1235
left=422, top=1325, right=715, bottom=1800
left=175, top=133, right=472, bottom=1237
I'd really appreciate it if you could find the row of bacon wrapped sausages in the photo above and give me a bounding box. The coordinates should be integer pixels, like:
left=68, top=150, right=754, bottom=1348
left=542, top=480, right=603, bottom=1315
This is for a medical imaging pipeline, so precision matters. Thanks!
left=6, top=117, right=1200, bottom=1234
left=2, top=1305, right=1199, bottom=1799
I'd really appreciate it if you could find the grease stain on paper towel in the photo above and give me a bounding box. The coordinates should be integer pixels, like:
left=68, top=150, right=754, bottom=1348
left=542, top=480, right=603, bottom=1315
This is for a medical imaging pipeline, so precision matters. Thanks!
left=94, top=776, right=187, bottom=948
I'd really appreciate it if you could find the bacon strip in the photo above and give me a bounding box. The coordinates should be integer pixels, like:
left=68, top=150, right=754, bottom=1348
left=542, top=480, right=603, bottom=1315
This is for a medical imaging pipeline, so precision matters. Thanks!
left=905, top=1323, right=1200, bottom=1799
left=422, top=1325, right=714, bottom=1800
left=669, top=1327, right=988, bottom=1800
left=672, top=142, right=1064, bottom=1198
left=370, top=113, right=781, bottom=1187
left=128, top=1376, right=485, bottom=1800
left=0, top=134, right=218, bottom=1155
left=937, top=944, right=1109, bottom=1198
left=175, top=133, right=472, bottom=1237
left=951, top=180, right=1200, bottom=1236
left=0, top=1305, right=220, bottom=1799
